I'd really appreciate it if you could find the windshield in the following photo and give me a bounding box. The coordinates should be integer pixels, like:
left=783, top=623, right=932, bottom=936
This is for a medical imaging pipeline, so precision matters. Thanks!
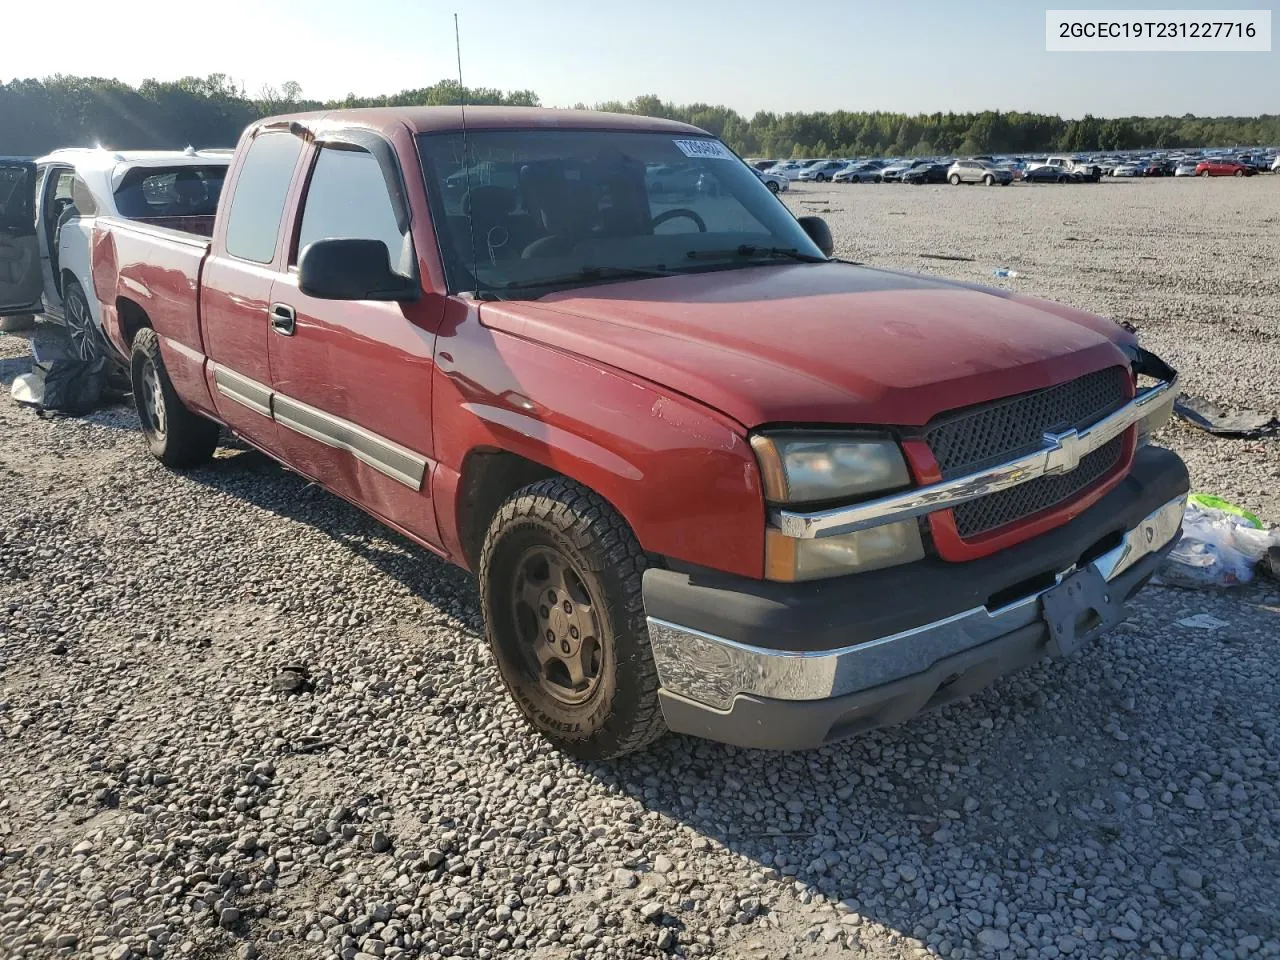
left=416, top=130, right=825, bottom=298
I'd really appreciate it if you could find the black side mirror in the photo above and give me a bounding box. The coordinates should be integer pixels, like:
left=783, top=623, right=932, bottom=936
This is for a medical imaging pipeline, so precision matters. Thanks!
left=797, top=216, right=834, bottom=258
left=298, top=238, right=419, bottom=302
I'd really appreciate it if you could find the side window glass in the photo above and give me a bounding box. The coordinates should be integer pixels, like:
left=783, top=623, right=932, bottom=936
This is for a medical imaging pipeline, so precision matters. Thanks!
left=225, top=133, right=304, bottom=263
left=70, top=176, right=97, bottom=216
left=0, top=165, right=34, bottom=223
left=295, top=144, right=407, bottom=271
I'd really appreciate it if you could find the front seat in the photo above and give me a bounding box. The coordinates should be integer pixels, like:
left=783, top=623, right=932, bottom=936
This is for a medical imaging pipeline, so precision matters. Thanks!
left=460, top=185, right=523, bottom=262
left=518, top=164, right=598, bottom=259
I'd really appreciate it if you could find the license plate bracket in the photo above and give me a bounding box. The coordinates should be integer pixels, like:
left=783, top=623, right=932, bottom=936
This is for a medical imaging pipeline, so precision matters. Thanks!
left=1042, top=566, right=1126, bottom=658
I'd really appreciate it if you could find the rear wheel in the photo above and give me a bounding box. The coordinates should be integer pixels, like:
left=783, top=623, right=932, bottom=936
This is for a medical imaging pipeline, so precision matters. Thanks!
left=1234, top=169, right=1244, bottom=177
left=63, top=279, right=102, bottom=362
left=766, top=180, right=780, bottom=194
left=949, top=174, right=961, bottom=185
left=479, top=478, right=666, bottom=760
left=131, top=327, right=219, bottom=468
left=1199, top=170, right=1210, bottom=177
left=815, top=173, right=827, bottom=182
left=1057, top=175, right=1068, bottom=184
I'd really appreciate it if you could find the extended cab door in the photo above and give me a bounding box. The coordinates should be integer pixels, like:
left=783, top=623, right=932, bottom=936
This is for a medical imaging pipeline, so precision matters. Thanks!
left=0, top=159, right=42, bottom=315
left=200, top=130, right=306, bottom=452
left=266, top=132, right=442, bottom=546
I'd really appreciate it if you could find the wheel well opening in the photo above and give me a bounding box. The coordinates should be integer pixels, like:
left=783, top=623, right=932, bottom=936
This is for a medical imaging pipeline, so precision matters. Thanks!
left=116, top=297, right=152, bottom=350
left=457, top=450, right=557, bottom=571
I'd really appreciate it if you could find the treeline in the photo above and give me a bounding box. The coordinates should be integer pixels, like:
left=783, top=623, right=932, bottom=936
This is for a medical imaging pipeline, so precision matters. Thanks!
left=3, top=75, right=1277, bottom=158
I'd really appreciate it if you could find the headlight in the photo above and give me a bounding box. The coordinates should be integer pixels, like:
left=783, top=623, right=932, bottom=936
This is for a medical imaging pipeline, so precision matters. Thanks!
left=751, top=431, right=922, bottom=581
left=749, top=431, right=911, bottom=504
left=765, top=523, right=924, bottom=581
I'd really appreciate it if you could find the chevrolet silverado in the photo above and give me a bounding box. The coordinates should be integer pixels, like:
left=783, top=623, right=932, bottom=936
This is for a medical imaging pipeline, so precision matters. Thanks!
left=86, top=107, right=1187, bottom=759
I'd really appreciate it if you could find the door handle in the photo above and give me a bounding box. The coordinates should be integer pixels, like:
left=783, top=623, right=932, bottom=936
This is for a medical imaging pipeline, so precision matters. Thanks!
left=270, top=302, right=296, bottom=336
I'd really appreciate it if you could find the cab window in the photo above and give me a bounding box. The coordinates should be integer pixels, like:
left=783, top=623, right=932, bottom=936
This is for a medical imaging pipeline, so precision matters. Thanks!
left=224, top=132, right=304, bottom=264
left=294, top=144, right=409, bottom=273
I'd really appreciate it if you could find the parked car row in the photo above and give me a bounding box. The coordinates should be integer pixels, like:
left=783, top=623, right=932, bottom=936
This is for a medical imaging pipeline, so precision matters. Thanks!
left=750, top=146, right=1279, bottom=186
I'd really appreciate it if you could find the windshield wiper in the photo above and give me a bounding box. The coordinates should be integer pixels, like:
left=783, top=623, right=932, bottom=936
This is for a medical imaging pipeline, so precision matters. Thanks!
left=684, top=245, right=827, bottom=263
left=501, top=264, right=676, bottom=290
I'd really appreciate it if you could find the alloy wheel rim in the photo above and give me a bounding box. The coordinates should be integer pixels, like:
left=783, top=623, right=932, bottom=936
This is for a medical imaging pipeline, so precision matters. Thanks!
left=510, top=545, right=603, bottom=705
left=66, top=293, right=97, bottom=362
left=142, top=361, right=166, bottom=437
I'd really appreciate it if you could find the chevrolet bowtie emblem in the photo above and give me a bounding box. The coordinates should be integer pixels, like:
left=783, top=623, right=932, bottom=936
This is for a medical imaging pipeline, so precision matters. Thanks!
left=1042, top=429, right=1084, bottom=475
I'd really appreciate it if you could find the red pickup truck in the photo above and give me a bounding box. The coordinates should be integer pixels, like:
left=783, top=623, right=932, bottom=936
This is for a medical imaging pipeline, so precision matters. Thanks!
left=87, top=107, right=1187, bottom=759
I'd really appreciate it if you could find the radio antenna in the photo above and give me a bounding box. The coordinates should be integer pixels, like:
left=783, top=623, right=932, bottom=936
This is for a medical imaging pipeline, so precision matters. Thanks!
left=455, top=13, right=481, bottom=300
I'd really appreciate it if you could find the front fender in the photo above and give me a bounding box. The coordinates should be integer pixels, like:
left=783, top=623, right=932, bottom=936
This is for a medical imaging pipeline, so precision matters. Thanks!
left=431, top=305, right=766, bottom=578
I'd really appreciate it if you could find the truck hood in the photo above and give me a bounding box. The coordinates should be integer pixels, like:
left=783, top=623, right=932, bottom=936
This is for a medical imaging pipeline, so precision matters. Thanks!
left=479, top=262, right=1135, bottom=429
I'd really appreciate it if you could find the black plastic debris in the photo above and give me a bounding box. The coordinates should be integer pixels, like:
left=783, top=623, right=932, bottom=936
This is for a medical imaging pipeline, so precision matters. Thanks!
left=1174, top=395, right=1279, bottom=439
left=15, top=322, right=129, bottom=414
left=41, top=357, right=110, bottom=415
left=272, top=664, right=311, bottom=694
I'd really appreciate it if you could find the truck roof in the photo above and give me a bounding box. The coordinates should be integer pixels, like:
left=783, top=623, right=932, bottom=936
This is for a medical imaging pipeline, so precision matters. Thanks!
left=256, top=106, right=709, bottom=138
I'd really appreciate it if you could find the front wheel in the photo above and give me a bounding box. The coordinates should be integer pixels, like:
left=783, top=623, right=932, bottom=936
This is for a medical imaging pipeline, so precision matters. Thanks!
left=131, top=327, right=219, bottom=468
left=1234, top=169, right=1244, bottom=177
left=983, top=174, right=995, bottom=186
left=949, top=174, right=961, bottom=185
left=1199, top=170, right=1210, bottom=177
left=479, top=478, right=666, bottom=760
left=766, top=180, right=780, bottom=194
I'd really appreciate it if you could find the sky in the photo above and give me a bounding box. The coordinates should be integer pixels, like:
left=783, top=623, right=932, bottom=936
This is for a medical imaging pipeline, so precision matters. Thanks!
left=3, top=0, right=1276, bottom=117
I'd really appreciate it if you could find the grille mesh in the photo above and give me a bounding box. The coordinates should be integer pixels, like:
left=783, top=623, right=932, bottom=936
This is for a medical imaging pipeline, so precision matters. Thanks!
left=952, top=436, right=1125, bottom=538
left=923, top=367, right=1131, bottom=539
left=924, top=367, right=1130, bottom=480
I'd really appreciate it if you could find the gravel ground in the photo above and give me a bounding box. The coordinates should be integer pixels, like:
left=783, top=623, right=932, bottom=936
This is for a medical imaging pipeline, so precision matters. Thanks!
left=1, top=178, right=1278, bottom=960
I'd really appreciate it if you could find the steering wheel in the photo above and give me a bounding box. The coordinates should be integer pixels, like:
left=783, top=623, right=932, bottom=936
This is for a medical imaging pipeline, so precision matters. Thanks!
left=651, top=208, right=707, bottom=233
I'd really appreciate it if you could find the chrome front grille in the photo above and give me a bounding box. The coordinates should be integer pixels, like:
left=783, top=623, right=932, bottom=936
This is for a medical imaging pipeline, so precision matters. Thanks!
left=951, top=435, right=1125, bottom=538
left=924, top=367, right=1131, bottom=538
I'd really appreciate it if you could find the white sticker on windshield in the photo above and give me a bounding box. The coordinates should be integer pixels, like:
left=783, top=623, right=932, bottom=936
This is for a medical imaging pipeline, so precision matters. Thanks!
left=672, top=139, right=735, bottom=160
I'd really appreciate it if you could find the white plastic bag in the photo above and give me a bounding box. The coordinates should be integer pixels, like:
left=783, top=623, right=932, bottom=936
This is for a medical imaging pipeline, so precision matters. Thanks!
left=1159, top=498, right=1280, bottom=589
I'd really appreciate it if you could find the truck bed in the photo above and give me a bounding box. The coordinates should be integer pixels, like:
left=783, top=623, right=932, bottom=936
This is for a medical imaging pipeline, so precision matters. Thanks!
left=91, top=216, right=210, bottom=399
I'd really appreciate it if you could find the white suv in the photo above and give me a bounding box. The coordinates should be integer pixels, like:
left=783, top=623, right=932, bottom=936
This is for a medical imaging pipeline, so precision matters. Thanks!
left=0, top=148, right=230, bottom=360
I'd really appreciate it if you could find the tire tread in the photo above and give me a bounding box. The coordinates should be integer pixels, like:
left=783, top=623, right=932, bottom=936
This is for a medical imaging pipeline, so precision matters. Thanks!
left=131, top=327, right=219, bottom=469
left=478, top=477, right=666, bottom=758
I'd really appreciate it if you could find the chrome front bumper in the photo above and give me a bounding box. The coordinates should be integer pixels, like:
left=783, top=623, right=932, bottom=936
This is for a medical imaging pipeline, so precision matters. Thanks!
left=647, top=495, right=1184, bottom=714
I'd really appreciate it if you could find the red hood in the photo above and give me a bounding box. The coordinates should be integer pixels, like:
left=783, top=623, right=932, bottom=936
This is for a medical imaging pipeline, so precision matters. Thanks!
left=479, top=262, right=1135, bottom=428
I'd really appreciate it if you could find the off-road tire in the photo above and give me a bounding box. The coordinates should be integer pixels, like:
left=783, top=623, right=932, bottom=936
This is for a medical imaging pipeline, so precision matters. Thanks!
left=130, top=327, right=219, bottom=468
left=479, top=478, right=666, bottom=760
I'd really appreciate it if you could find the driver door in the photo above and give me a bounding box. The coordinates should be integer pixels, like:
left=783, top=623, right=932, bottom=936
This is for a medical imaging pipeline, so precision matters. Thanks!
left=0, top=159, right=42, bottom=316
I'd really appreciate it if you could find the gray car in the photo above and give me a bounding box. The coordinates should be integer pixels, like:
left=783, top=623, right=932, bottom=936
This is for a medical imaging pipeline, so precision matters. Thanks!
left=947, top=160, right=1013, bottom=186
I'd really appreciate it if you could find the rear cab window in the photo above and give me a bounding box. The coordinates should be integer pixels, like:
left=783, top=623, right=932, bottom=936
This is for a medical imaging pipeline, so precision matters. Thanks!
left=224, top=133, right=304, bottom=263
